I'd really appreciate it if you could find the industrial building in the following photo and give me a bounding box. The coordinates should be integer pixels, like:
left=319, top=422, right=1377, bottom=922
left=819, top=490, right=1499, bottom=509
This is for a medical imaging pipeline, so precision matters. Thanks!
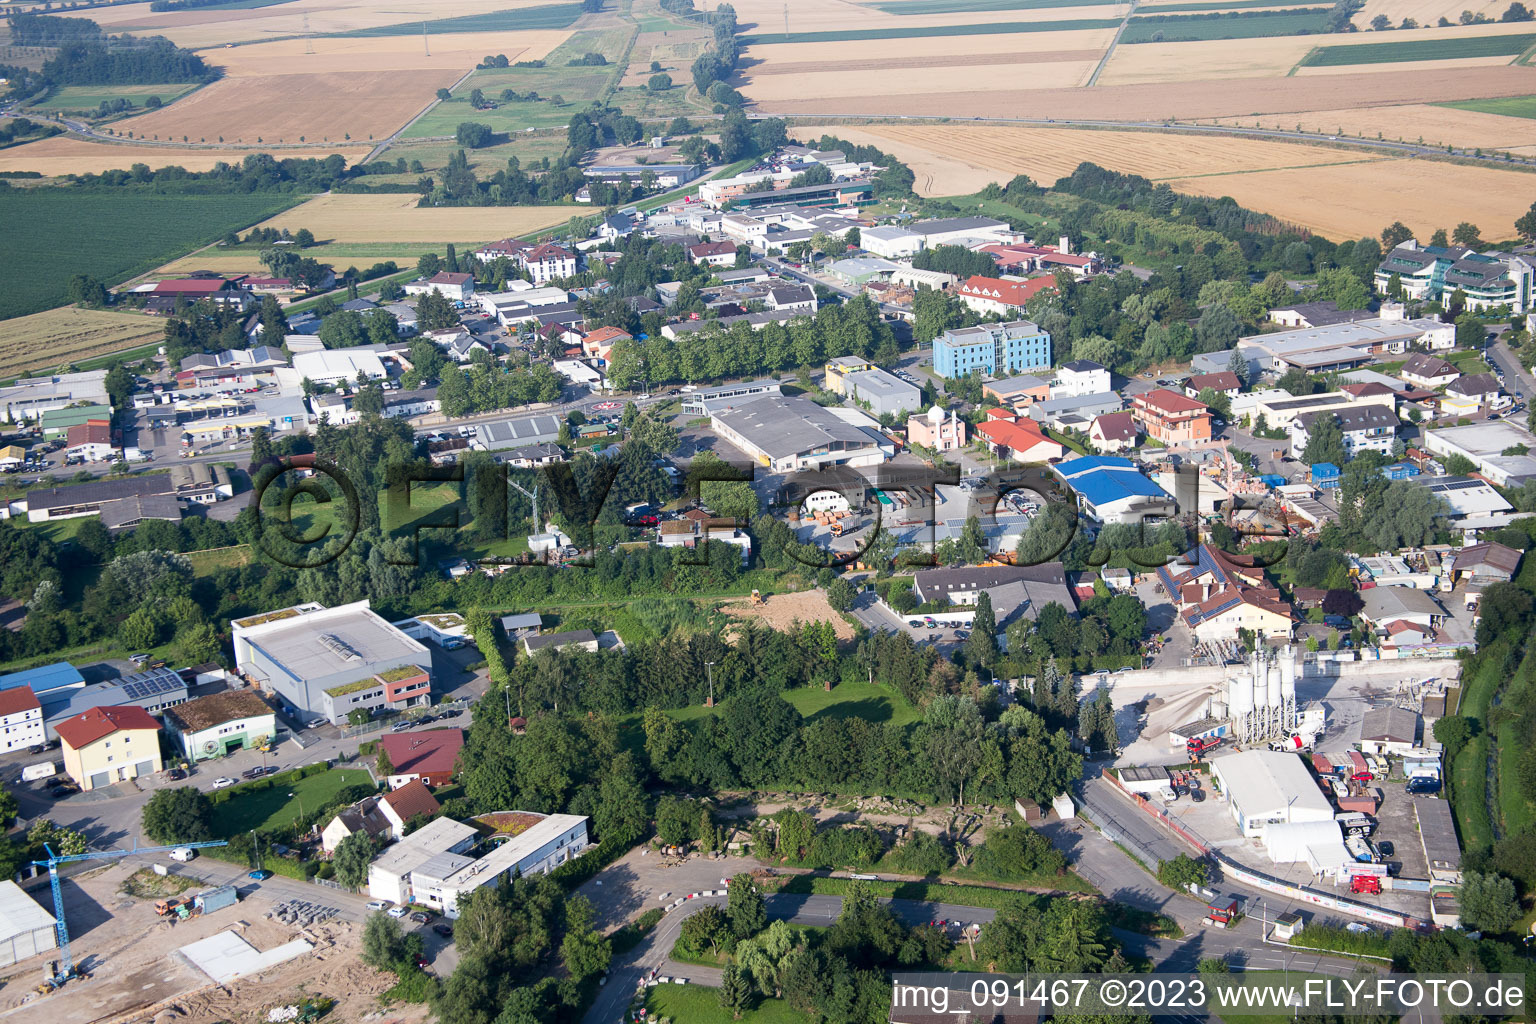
left=21, top=475, right=179, bottom=525
left=473, top=415, right=563, bottom=453
left=0, top=880, right=57, bottom=967
left=711, top=396, right=894, bottom=472
left=232, top=601, right=433, bottom=725
left=1422, top=421, right=1536, bottom=488
left=368, top=816, right=479, bottom=907
left=1211, top=749, right=1334, bottom=838
left=163, top=689, right=276, bottom=761
left=0, top=661, right=84, bottom=700
left=679, top=378, right=781, bottom=417
left=39, top=666, right=188, bottom=742
left=840, top=368, right=922, bottom=418
left=1414, top=796, right=1462, bottom=883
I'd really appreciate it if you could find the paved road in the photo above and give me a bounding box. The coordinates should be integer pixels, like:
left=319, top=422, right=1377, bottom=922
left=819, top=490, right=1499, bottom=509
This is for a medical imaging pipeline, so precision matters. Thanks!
left=1487, top=331, right=1535, bottom=409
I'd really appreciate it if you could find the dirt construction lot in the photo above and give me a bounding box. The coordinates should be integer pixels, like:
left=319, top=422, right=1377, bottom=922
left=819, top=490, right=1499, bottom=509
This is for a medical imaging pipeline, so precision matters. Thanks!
left=0, top=862, right=405, bottom=1024
left=722, top=589, right=856, bottom=640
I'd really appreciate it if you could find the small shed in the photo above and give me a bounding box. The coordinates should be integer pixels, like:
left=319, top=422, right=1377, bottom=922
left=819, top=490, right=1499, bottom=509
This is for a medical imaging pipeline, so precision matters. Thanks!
left=1118, top=765, right=1173, bottom=796
left=1272, top=911, right=1304, bottom=940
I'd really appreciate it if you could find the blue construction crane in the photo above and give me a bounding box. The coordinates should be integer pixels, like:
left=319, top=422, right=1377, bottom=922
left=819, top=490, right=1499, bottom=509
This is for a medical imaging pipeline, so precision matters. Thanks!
left=31, top=838, right=228, bottom=988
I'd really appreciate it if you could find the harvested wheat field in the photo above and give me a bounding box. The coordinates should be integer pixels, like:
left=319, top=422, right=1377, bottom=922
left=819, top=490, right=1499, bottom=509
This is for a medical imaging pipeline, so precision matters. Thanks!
left=805, top=123, right=1382, bottom=194
left=0, top=307, right=163, bottom=377
left=205, top=30, right=572, bottom=77
left=712, top=0, right=1114, bottom=34
left=1213, top=101, right=1536, bottom=148
left=1167, top=156, right=1536, bottom=238
left=723, top=589, right=856, bottom=640
left=1293, top=54, right=1519, bottom=77
left=750, top=64, right=1536, bottom=120
left=746, top=59, right=1101, bottom=101
left=119, top=70, right=457, bottom=146
left=742, top=27, right=1116, bottom=67
left=1096, top=36, right=1321, bottom=85
left=1355, top=0, right=1503, bottom=27
left=86, top=0, right=571, bottom=48
left=0, top=138, right=360, bottom=176
left=248, top=193, right=573, bottom=245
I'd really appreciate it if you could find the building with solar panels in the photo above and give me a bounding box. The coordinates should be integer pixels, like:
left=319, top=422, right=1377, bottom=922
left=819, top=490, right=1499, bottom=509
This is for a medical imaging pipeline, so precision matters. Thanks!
left=39, top=666, right=187, bottom=742
left=231, top=601, right=433, bottom=725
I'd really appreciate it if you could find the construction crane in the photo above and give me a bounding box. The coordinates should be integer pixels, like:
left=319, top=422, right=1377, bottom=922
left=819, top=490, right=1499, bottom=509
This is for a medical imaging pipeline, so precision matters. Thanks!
left=31, top=838, right=228, bottom=990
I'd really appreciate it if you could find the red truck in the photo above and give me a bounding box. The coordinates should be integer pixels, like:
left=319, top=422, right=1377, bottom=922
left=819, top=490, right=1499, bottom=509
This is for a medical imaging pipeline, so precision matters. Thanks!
left=1186, top=736, right=1222, bottom=760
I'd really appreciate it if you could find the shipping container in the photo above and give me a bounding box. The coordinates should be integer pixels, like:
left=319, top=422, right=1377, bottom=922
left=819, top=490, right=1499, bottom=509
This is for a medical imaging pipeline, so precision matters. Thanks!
left=194, top=884, right=239, bottom=915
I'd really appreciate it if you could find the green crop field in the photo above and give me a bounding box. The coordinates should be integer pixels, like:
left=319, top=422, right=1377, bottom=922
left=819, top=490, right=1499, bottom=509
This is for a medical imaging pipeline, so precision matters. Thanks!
left=1301, top=32, right=1536, bottom=66
left=1439, top=94, right=1536, bottom=119
left=1122, top=7, right=1330, bottom=42
left=1134, top=0, right=1324, bottom=9
left=870, top=0, right=1116, bottom=13
left=328, top=3, right=583, bottom=37
left=25, top=83, right=200, bottom=115
left=402, top=29, right=629, bottom=138
left=739, top=18, right=1120, bottom=45
left=0, top=191, right=302, bottom=321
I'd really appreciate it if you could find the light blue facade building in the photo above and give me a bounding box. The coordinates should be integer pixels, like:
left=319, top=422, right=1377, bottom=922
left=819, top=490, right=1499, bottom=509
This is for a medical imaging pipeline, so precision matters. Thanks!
left=932, top=320, right=1051, bottom=380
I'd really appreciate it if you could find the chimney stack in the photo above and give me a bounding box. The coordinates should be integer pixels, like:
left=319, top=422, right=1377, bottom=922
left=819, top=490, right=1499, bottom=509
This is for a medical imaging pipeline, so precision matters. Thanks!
left=1059, top=235, right=1071, bottom=255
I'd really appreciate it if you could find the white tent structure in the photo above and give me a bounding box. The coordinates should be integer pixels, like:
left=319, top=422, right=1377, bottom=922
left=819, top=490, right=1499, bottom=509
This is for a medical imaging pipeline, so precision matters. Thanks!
left=0, top=880, right=57, bottom=967
left=1263, top=819, right=1352, bottom=876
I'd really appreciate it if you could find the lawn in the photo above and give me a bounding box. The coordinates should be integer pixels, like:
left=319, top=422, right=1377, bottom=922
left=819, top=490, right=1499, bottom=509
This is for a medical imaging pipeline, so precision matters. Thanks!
left=739, top=18, right=1120, bottom=45
left=186, top=544, right=254, bottom=576
left=1450, top=647, right=1505, bottom=854
left=781, top=678, right=922, bottom=727
left=1440, top=94, right=1536, bottom=119
left=644, top=985, right=806, bottom=1023
left=209, top=768, right=373, bottom=835
left=327, top=3, right=583, bottom=36
left=0, top=191, right=303, bottom=320
left=1447, top=350, right=1494, bottom=375
left=1301, top=33, right=1536, bottom=66
left=1121, top=8, right=1331, bottom=43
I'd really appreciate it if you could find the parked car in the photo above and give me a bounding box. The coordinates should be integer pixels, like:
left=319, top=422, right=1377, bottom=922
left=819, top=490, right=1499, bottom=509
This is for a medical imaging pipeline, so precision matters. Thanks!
left=166, top=767, right=187, bottom=781
left=306, top=720, right=326, bottom=730
left=410, top=911, right=434, bottom=923
left=438, top=709, right=462, bottom=719
left=433, top=923, right=454, bottom=938
left=387, top=906, right=409, bottom=918
left=248, top=869, right=273, bottom=880
left=211, top=777, right=236, bottom=789
left=241, top=767, right=265, bottom=780
left=367, top=900, right=389, bottom=911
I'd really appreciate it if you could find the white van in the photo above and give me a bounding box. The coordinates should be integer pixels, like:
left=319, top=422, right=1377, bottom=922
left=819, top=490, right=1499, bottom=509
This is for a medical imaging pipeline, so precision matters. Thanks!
left=169, top=847, right=197, bottom=863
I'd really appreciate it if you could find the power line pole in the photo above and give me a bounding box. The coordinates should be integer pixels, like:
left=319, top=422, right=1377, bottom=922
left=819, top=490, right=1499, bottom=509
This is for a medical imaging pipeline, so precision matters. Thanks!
left=423, top=21, right=430, bottom=57
left=303, top=13, right=313, bottom=55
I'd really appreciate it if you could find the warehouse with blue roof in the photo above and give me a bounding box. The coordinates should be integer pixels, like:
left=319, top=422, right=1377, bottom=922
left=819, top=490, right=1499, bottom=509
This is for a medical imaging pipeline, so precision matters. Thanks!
left=0, top=662, right=84, bottom=699
left=1054, top=456, right=1177, bottom=524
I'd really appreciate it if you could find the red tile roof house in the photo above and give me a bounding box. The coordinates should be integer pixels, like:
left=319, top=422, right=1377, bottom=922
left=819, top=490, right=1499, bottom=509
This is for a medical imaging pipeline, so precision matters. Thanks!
left=976, top=409, right=1066, bottom=463
left=582, top=326, right=632, bottom=364
left=689, top=240, right=738, bottom=266
left=475, top=238, right=534, bottom=264
left=1131, top=388, right=1214, bottom=445
left=956, top=275, right=1055, bottom=316
left=66, top=421, right=116, bottom=462
left=1183, top=371, right=1242, bottom=400
left=379, top=727, right=465, bottom=788
left=525, top=243, right=577, bottom=284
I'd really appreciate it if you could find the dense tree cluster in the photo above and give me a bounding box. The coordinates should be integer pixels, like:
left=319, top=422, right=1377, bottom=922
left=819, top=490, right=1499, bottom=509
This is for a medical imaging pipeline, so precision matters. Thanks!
left=10, top=14, right=217, bottom=87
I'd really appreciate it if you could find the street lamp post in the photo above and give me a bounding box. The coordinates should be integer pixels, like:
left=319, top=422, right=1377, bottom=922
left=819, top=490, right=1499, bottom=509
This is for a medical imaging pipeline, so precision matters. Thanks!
left=705, top=661, right=717, bottom=707
left=289, top=791, right=305, bottom=827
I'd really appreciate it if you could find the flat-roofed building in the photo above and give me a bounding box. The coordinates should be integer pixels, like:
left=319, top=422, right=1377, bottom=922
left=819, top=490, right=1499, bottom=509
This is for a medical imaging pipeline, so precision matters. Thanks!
left=400, top=812, right=590, bottom=919
left=232, top=601, right=433, bottom=726
left=711, top=395, right=894, bottom=472
left=933, top=320, right=1051, bottom=380
left=1211, top=750, right=1334, bottom=838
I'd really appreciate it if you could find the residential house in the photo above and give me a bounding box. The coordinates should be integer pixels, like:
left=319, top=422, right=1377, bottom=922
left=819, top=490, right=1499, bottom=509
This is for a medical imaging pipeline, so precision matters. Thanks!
left=1131, top=389, right=1213, bottom=445
left=909, top=562, right=1076, bottom=627
left=1359, top=586, right=1447, bottom=632
left=1289, top=405, right=1398, bottom=460
left=473, top=238, right=533, bottom=265
left=1401, top=353, right=1461, bottom=389
left=321, top=795, right=393, bottom=854
left=55, top=705, right=162, bottom=791
left=1052, top=360, right=1111, bottom=399
left=956, top=275, right=1055, bottom=317
left=907, top=406, right=966, bottom=452
left=0, top=687, right=44, bottom=754
left=932, top=320, right=1052, bottom=380
left=1184, top=371, right=1243, bottom=401
left=379, top=728, right=465, bottom=788
left=581, top=326, right=631, bottom=364
left=983, top=374, right=1051, bottom=409
left=689, top=241, right=738, bottom=267
left=506, top=442, right=565, bottom=468
left=597, top=212, right=637, bottom=242
left=163, top=689, right=275, bottom=762
left=824, top=356, right=874, bottom=395
left=1155, top=544, right=1295, bottom=643
left=525, top=243, right=577, bottom=284
left=975, top=410, right=1065, bottom=463
left=404, top=272, right=475, bottom=302
left=65, top=422, right=116, bottom=462
left=432, top=328, right=489, bottom=363
left=1442, top=373, right=1506, bottom=415
left=766, top=284, right=816, bottom=314
left=1088, top=411, right=1139, bottom=453
left=523, top=629, right=600, bottom=655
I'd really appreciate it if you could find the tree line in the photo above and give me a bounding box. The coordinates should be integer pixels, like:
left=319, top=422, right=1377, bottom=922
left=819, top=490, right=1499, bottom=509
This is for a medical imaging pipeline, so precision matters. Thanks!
left=9, top=14, right=217, bottom=86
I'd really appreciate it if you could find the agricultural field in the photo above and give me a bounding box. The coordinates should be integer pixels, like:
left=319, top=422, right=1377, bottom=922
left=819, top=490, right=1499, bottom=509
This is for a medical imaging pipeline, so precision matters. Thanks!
left=328, top=3, right=583, bottom=36
left=0, top=138, right=348, bottom=176
left=745, top=57, right=1102, bottom=100
left=1300, top=30, right=1536, bottom=65
left=204, top=30, right=573, bottom=77
left=80, top=0, right=580, bottom=49
left=1354, top=0, right=1504, bottom=27
left=804, top=122, right=1381, bottom=193
left=0, top=306, right=165, bottom=379
left=739, top=16, right=1120, bottom=43
left=110, top=69, right=458, bottom=147
left=1096, top=33, right=1317, bottom=81
left=0, top=190, right=300, bottom=320
left=400, top=28, right=632, bottom=138
left=238, top=192, right=574, bottom=246
left=1440, top=93, right=1536, bottom=118
left=1164, top=155, right=1536, bottom=238
left=22, top=82, right=201, bottom=117
left=1120, top=7, right=1333, bottom=42
left=1217, top=101, right=1536, bottom=148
